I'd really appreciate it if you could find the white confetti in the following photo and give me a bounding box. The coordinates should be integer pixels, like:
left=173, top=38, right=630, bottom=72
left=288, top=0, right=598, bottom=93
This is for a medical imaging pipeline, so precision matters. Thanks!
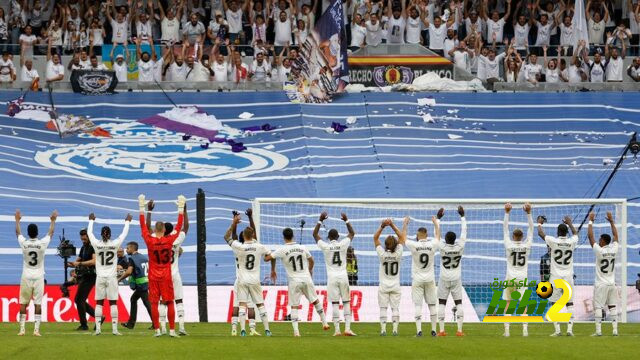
left=405, top=122, right=412, bottom=126
left=388, top=107, right=393, bottom=111
left=148, top=143, right=157, bottom=148
left=238, top=112, right=254, bottom=119
left=372, top=110, right=379, bottom=114
left=571, top=160, right=578, bottom=166
left=264, top=144, right=275, bottom=150
left=447, top=109, right=459, bottom=114
left=447, top=134, right=463, bottom=140
left=382, top=123, right=393, bottom=128
left=603, top=158, right=614, bottom=165
left=417, top=98, right=436, bottom=107
left=422, top=114, right=435, bottom=123
left=346, top=116, right=357, bottom=124
left=184, top=145, right=192, bottom=151
left=11, top=129, right=18, bottom=135
left=324, top=127, right=335, bottom=134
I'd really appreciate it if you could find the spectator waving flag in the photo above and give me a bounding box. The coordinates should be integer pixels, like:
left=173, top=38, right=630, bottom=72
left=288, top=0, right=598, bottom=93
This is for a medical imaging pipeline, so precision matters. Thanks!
left=286, top=0, right=349, bottom=103
left=574, top=0, right=589, bottom=51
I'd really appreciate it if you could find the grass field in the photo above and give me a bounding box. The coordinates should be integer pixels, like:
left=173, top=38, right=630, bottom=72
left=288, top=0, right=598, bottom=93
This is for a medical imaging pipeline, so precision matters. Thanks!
left=1, top=322, right=638, bottom=359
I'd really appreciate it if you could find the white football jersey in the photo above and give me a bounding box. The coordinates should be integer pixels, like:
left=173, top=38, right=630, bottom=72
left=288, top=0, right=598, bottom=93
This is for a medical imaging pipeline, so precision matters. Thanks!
left=171, top=231, right=186, bottom=276
left=272, top=242, right=313, bottom=281
left=376, top=244, right=402, bottom=291
left=545, top=234, right=579, bottom=279
left=18, top=234, right=50, bottom=280
left=317, top=237, right=351, bottom=281
left=405, top=237, right=438, bottom=283
left=593, top=242, right=618, bottom=286
left=231, top=240, right=270, bottom=284
left=503, top=213, right=534, bottom=280
left=438, top=217, right=467, bottom=282
left=88, top=220, right=130, bottom=278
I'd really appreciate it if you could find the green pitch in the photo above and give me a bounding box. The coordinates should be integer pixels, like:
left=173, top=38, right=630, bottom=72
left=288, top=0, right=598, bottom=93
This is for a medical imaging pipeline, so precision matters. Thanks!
left=1, top=323, right=638, bottom=359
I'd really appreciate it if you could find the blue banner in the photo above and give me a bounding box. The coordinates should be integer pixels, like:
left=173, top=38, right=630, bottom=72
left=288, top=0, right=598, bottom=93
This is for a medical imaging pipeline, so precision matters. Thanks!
left=286, top=0, right=349, bottom=103
left=314, top=0, right=349, bottom=80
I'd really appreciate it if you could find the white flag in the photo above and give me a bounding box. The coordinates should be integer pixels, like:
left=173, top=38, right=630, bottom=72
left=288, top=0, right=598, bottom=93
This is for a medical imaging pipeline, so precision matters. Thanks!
left=573, top=0, right=589, bottom=51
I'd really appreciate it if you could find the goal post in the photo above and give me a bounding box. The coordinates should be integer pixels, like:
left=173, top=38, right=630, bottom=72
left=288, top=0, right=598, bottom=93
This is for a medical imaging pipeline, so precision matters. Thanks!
left=253, top=198, right=628, bottom=322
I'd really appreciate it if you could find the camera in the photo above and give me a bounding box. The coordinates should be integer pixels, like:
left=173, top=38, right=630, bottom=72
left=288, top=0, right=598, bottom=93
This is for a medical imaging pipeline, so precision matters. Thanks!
left=56, top=229, right=77, bottom=258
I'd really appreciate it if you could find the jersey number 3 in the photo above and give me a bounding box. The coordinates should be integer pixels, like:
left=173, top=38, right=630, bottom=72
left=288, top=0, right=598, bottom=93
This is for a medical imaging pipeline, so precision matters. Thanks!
left=27, top=251, right=38, bottom=266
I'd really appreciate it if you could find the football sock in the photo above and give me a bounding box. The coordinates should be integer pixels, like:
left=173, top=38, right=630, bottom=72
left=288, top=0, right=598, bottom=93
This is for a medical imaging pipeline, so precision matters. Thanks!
left=438, top=304, right=445, bottom=332
left=110, top=304, right=118, bottom=332
left=95, top=305, right=103, bottom=332
left=428, top=304, right=437, bottom=333
left=379, top=307, right=387, bottom=333
left=343, top=302, right=352, bottom=332
left=391, top=308, right=399, bottom=333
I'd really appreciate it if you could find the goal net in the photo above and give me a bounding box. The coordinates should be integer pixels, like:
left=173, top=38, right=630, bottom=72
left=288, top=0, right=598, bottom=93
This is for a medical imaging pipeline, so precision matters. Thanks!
left=253, top=198, right=628, bottom=322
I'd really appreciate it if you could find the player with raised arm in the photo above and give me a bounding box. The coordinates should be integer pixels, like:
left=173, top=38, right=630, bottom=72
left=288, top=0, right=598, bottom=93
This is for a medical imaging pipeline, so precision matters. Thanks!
left=373, top=217, right=406, bottom=336
left=145, top=200, right=190, bottom=336
left=588, top=211, right=619, bottom=336
left=437, top=206, right=466, bottom=337
left=224, top=213, right=276, bottom=337
left=313, top=212, right=357, bottom=336
left=402, top=209, right=444, bottom=337
left=139, top=194, right=186, bottom=338
left=266, top=227, right=329, bottom=336
left=538, top=214, right=579, bottom=336
left=88, top=212, right=132, bottom=336
left=502, top=202, right=534, bottom=337
left=15, top=209, right=57, bottom=336
left=227, top=209, right=261, bottom=336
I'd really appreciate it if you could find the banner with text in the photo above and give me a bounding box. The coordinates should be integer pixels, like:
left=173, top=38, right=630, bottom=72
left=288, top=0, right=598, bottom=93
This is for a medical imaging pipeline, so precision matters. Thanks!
left=2, top=285, right=638, bottom=322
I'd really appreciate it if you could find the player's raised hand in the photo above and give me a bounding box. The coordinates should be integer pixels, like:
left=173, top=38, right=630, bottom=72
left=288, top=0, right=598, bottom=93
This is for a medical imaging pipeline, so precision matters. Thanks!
left=606, top=211, right=614, bottom=223
left=403, top=216, right=410, bottom=226
left=147, top=199, right=155, bottom=211
left=523, top=202, right=531, bottom=214
left=457, top=206, right=465, bottom=217
left=341, top=212, right=348, bottom=222
left=138, top=194, right=146, bottom=211
left=589, top=212, right=596, bottom=221
left=50, top=210, right=58, bottom=221
left=232, top=212, right=241, bottom=224
left=505, top=203, right=512, bottom=213
left=15, top=209, right=21, bottom=222
left=125, top=213, right=133, bottom=222
left=436, top=208, right=444, bottom=219
left=177, top=195, right=186, bottom=210
left=563, top=216, right=573, bottom=225
left=245, top=208, right=253, bottom=217
left=319, top=212, right=328, bottom=222
left=89, top=213, right=96, bottom=221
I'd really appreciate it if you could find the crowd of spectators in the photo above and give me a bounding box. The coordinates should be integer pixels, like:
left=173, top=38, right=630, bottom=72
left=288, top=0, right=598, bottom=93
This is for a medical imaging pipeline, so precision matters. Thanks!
left=0, top=0, right=637, bottom=85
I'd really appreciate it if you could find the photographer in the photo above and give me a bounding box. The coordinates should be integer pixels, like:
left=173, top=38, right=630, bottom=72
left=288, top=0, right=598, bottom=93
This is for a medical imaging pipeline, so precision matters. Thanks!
left=67, top=229, right=97, bottom=331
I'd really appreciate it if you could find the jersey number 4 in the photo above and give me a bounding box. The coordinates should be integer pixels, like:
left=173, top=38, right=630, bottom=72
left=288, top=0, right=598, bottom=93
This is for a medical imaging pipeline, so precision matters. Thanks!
left=332, top=252, right=342, bottom=266
left=553, top=249, right=573, bottom=265
left=99, top=251, right=115, bottom=266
